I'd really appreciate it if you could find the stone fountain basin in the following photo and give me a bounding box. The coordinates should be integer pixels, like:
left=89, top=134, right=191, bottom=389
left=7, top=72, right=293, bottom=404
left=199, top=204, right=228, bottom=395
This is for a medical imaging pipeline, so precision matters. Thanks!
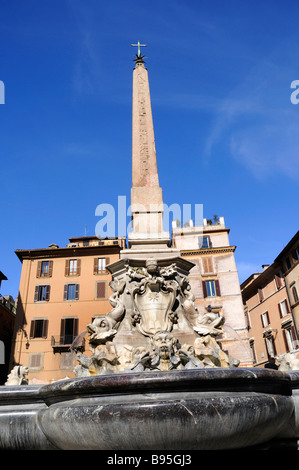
left=36, top=368, right=294, bottom=450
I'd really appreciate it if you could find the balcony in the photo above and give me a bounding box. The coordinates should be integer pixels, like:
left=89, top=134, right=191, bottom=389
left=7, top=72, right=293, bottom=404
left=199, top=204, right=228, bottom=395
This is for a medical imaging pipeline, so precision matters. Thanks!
left=51, top=335, right=85, bottom=353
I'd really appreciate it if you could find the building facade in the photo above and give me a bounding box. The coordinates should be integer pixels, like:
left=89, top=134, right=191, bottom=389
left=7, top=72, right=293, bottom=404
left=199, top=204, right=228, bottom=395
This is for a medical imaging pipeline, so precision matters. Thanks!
left=0, top=271, right=16, bottom=384
left=172, top=217, right=253, bottom=367
left=275, top=231, right=299, bottom=334
left=241, top=231, right=299, bottom=367
left=10, top=236, right=126, bottom=384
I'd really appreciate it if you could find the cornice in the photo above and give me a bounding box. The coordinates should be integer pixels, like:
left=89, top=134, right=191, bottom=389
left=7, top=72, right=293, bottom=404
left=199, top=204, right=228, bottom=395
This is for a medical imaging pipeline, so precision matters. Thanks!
left=15, top=244, right=122, bottom=262
left=180, top=246, right=236, bottom=256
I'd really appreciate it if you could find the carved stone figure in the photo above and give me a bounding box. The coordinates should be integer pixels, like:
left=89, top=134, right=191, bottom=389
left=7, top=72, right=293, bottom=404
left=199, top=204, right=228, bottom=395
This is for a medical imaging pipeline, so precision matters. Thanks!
left=149, top=332, right=181, bottom=371
left=5, top=365, right=29, bottom=385
left=194, top=336, right=239, bottom=368
left=193, top=309, right=225, bottom=337
left=277, top=353, right=299, bottom=371
left=73, top=354, right=92, bottom=377
left=86, top=279, right=126, bottom=350
left=179, top=344, right=204, bottom=369
left=74, top=257, right=239, bottom=377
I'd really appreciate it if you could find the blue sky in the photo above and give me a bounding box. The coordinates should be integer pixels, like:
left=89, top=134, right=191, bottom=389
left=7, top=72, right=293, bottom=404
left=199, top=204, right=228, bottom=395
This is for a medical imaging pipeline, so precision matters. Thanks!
left=0, top=0, right=298, bottom=298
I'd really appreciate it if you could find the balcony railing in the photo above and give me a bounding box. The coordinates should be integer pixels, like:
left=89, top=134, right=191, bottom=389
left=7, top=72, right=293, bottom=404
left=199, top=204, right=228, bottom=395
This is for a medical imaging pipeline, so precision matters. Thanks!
left=51, top=335, right=85, bottom=353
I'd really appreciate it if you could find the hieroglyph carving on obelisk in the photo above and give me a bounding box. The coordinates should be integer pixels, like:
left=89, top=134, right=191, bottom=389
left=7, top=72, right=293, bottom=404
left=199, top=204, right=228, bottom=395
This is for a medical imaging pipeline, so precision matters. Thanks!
left=130, top=43, right=168, bottom=243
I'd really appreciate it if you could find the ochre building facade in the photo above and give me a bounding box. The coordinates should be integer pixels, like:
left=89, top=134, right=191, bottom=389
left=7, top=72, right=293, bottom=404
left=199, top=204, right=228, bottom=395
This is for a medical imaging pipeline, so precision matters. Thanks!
left=10, top=236, right=126, bottom=384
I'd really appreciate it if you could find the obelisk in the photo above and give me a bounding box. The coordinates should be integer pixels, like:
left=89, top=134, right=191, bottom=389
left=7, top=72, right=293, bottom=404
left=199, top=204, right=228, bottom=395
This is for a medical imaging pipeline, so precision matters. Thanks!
left=127, top=42, right=171, bottom=254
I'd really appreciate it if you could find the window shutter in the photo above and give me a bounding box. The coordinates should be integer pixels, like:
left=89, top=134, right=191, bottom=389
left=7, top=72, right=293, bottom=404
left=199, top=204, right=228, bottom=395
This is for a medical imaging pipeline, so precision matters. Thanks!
left=94, top=258, right=98, bottom=274
left=75, top=284, right=79, bottom=300
left=203, top=257, right=213, bottom=273
left=34, top=286, right=39, bottom=302
left=275, top=274, right=282, bottom=289
left=293, top=286, right=299, bottom=303
left=96, top=281, right=106, bottom=299
left=291, top=326, right=298, bottom=347
left=29, top=353, right=43, bottom=369
left=215, top=279, right=221, bottom=296
left=278, top=302, right=283, bottom=318
left=65, top=260, right=69, bottom=276
left=48, top=261, right=53, bottom=277
left=36, top=261, right=42, bottom=278
left=77, top=259, right=81, bottom=276
left=282, top=329, right=289, bottom=352
left=42, top=319, right=49, bottom=339
left=285, top=299, right=291, bottom=313
left=29, top=320, right=36, bottom=339
left=202, top=281, right=207, bottom=298
left=45, top=285, right=50, bottom=301
left=60, top=319, right=66, bottom=344
left=73, top=318, right=79, bottom=338
left=105, top=257, right=110, bottom=270
left=63, top=284, right=68, bottom=301
left=258, top=289, right=264, bottom=302
left=273, top=338, right=277, bottom=356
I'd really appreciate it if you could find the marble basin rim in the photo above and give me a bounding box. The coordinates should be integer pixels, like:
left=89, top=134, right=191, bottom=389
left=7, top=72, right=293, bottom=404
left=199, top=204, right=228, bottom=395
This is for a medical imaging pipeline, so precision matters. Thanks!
left=36, top=367, right=294, bottom=450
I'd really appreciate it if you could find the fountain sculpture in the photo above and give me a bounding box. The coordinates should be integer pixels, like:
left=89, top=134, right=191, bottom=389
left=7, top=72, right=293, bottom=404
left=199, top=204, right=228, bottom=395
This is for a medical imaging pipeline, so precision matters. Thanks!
left=73, top=257, right=239, bottom=378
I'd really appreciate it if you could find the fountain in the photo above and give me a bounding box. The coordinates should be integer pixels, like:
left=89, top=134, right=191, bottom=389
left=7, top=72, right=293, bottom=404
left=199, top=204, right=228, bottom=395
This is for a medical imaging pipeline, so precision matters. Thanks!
left=1, top=45, right=299, bottom=451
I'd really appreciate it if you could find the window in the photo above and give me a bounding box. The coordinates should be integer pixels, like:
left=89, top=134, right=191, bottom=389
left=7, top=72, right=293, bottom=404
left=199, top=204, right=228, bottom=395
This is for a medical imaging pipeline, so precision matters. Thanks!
left=279, top=299, right=290, bottom=317
left=261, top=311, right=270, bottom=328
left=292, top=247, right=299, bottom=262
left=34, top=285, right=50, bottom=302
left=36, top=260, right=53, bottom=278
left=200, top=236, right=211, bottom=249
left=249, top=340, right=257, bottom=364
left=29, top=319, right=48, bottom=339
left=60, top=318, right=78, bottom=345
left=94, top=257, right=109, bottom=274
left=64, top=284, right=79, bottom=301
left=292, top=286, right=299, bottom=304
left=285, top=256, right=292, bottom=271
left=69, top=259, right=77, bottom=274
left=65, top=259, right=81, bottom=276
left=202, top=280, right=221, bottom=297
left=202, top=257, right=213, bottom=273
left=95, top=281, right=106, bottom=299
left=29, top=353, right=44, bottom=370
left=264, top=335, right=276, bottom=358
left=283, top=326, right=298, bottom=352
left=258, top=288, right=264, bottom=302
left=274, top=273, right=282, bottom=289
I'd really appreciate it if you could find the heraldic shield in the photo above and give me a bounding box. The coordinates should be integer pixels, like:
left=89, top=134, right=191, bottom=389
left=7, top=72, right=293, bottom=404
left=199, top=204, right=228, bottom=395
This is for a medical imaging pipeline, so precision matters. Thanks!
left=133, top=280, right=177, bottom=337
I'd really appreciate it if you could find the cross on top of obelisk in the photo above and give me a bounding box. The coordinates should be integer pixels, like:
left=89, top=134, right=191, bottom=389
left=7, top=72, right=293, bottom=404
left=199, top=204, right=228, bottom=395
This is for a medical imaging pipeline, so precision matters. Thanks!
left=131, top=40, right=147, bottom=57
